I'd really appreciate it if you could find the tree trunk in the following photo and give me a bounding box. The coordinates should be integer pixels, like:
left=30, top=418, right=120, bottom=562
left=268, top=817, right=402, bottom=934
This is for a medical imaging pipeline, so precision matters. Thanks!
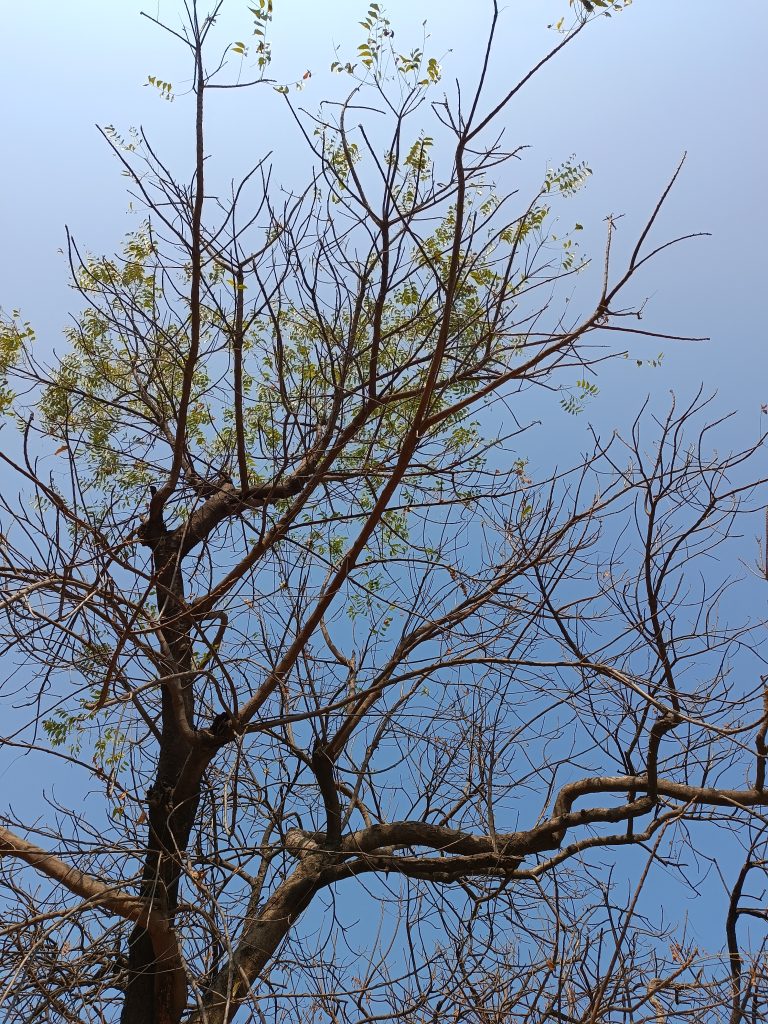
left=122, top=539, right=203, bottom=1024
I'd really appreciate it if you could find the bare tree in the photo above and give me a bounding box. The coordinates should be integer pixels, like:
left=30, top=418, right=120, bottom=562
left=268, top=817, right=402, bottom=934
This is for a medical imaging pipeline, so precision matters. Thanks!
left=0, top=3, right=766, bottom=1023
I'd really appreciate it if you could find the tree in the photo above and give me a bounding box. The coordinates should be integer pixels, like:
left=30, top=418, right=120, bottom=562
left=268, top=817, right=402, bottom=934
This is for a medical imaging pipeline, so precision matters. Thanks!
left=1, top=2, right=766, bottom=1022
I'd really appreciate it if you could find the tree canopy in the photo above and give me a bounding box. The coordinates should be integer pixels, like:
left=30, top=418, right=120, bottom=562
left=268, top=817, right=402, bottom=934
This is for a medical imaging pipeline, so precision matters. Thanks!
left=1, top=3, right=766, bottom=1023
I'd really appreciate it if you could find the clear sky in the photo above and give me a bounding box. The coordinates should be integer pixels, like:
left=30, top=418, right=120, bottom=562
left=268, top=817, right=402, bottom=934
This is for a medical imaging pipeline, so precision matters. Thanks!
left=2, top=0, right=765, bottom=432
left=0, top=0, right=766, bottom=991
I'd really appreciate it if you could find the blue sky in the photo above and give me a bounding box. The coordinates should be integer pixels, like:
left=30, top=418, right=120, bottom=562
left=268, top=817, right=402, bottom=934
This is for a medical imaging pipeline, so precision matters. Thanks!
left=2, top=0, right=765, bottom=430
left=1, top=0, right=764, bottom=786
left=0, top=0, right=766, bottom=1009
